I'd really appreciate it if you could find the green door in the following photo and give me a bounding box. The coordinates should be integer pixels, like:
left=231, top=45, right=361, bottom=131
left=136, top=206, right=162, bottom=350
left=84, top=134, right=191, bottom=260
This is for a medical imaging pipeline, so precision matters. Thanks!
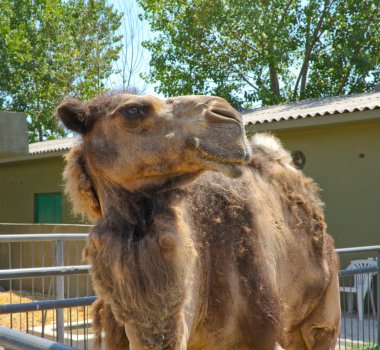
left=35, top=193, right=62, bottom=223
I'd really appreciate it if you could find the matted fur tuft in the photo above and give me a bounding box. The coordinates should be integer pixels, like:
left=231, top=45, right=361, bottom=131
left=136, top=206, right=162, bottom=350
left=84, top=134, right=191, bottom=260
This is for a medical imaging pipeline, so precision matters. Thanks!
left=250, top=132, right=295, bottom=170
left=92, top=299, right=129, bottom=350
left=63, top=146, right=102, bottom=222
left=249, top=132, right=326, bottom=255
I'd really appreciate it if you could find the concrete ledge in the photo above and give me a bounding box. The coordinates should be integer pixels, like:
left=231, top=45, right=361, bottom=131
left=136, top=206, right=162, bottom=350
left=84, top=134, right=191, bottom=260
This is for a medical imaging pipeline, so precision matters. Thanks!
left=0, top=111, right=28, bottom=158
left=0, top=224, right=92, bottom=234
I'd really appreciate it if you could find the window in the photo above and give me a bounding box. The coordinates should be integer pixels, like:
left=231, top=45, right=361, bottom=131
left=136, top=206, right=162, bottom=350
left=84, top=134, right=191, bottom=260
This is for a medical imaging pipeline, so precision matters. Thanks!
left=291, top=151, right=306, bottom=170
left=34, top=193, right=62, bottom=223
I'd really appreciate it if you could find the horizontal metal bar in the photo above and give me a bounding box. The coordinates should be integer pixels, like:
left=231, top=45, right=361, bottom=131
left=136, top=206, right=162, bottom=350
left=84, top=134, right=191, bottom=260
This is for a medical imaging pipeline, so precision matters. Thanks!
left=0, top=326, right=79, bottom=350
left=0, top=265, right=90, bottom=280
left=0, top=233, right=88, bottom=242
left=0, top=236, right=378, bottom=251
left=5, top=265, right=378, bottom=282
left=339, top=266, right=379, bottom=276
left=0, top=296, right=97, bottom=315
left=336, top=245, right=380, bottom=254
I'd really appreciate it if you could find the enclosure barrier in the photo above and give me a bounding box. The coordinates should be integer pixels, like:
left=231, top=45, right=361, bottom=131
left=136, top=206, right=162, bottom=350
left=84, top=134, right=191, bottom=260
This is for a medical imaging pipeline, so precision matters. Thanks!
left=0, top=297, right=97, bottom=315
left=0, top=233, right=91, bottom=349
left=0, top=326, right=78, bottom=350
left=337, top=246, right=380, bottom=349
left=0, top=234, right=379, bottom=350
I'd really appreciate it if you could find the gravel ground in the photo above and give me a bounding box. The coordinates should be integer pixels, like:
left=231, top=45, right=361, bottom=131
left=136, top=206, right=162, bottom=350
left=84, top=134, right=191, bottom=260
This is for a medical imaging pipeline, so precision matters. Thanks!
left=0, top=291, right=89, bottom=332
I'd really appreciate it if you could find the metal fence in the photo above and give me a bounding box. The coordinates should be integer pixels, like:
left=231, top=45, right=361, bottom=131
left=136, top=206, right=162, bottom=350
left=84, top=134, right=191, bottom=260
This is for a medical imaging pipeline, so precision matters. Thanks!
left=0, top=234, right=379, bottom=350
left=337, top=246, right=380, bottom=350
left=0, top=234, right=94, bottom=349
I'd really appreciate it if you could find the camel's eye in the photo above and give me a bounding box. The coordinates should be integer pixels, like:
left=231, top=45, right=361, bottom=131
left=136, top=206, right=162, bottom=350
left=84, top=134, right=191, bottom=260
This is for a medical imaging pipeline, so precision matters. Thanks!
left=121, top=105, right=142, bottom=119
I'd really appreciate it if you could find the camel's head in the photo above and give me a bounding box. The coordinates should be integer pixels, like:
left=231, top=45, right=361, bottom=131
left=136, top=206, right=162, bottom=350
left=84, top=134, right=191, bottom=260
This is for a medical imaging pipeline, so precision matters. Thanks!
left=57, top=93, right=250, bottom=219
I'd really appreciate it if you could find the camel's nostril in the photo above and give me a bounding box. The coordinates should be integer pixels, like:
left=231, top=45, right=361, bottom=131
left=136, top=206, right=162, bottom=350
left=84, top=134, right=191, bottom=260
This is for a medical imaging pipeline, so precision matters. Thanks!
left=209, top=107, right=242, bottom=124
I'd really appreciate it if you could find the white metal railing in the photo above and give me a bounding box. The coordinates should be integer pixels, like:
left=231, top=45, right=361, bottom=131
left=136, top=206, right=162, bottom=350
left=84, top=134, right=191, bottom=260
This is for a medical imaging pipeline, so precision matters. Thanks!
left=0, top=235, right=379, bottom=349
left=0, top=233, right=91, bottom=348
left=337, top=246, right=380, bottom=349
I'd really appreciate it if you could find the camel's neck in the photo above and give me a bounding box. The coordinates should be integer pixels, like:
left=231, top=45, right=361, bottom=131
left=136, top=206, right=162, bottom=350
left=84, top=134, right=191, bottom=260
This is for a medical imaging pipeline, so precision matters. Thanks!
left=96, top=183, right=172, bottom=241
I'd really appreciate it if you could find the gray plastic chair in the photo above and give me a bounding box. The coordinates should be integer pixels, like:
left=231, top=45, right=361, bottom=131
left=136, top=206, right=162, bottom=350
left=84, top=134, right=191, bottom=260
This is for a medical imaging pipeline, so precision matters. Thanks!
left=340, top=258, right=377, bottom=320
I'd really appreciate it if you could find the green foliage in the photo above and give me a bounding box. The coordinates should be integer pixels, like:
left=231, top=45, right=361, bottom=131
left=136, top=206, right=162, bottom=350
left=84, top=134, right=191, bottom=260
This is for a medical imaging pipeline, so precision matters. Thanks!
left=138, top=0, right=380, bottom=108
left=0, top=0, right=122, bottom=142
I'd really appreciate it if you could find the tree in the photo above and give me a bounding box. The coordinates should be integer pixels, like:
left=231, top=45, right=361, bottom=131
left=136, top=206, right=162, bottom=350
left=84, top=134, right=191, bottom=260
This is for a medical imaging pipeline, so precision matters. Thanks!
left=138, top=0, right=380, bottom=108
left=0, top=0, right=121, bottom=142
left=111, top=0, right=147, bottom=91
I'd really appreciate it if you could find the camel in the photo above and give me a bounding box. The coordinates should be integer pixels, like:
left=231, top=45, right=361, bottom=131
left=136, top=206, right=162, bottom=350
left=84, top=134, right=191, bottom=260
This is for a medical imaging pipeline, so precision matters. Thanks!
left=57, top=93, right=340, bottom=350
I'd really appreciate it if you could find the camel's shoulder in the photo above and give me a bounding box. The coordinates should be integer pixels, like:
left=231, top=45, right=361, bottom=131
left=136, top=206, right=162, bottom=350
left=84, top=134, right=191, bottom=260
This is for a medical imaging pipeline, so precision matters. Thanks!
left=249, top=133, right=296, bottom=172
left=248, top=132, right=322, bottom=204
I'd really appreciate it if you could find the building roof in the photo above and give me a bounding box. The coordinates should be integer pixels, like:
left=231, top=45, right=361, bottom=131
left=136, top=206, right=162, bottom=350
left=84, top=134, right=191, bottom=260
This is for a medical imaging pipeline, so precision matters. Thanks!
left=29, top=137, right=80, bottom=155
left=243, top=91, right=380, bottom=125
left=19, top=91, right=380, bottom=156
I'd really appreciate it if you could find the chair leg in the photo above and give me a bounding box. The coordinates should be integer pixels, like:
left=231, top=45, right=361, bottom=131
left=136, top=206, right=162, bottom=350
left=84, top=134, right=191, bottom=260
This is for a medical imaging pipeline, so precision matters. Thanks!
left=346, top=293, right=353, bottom=313
left=369, top=290, right=376, bottom=316
left=357, top=291, right=364, bottom=321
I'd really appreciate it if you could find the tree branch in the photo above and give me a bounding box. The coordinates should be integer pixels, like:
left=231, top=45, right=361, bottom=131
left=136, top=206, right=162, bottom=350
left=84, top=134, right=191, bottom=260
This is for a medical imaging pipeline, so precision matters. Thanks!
left=238, top=73, right=260, bottom=92
left=229, top=29, right=261, bottom=55
left=275, top=0, right=295, bottom=36
left=334, top=45, right=362, bottom=95
left=334, top=67, right=353, bottom=96
left=293, top=0, right=332, bottom=99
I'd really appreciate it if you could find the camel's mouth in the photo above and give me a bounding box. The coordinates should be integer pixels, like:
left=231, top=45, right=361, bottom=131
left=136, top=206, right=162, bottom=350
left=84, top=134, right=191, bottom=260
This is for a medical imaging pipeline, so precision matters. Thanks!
left=207, top=107, right=243, bottom=125
left=188, top=140, right=249, bottom=178
left=199, top=152, right=246, bottom=178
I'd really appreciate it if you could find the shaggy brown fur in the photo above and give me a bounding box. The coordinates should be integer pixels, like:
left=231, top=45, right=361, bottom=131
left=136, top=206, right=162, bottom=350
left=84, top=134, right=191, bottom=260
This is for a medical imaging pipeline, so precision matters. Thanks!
left=57, top=93, right=340, bottom=350
left=92, top=299, right=130, bottom=350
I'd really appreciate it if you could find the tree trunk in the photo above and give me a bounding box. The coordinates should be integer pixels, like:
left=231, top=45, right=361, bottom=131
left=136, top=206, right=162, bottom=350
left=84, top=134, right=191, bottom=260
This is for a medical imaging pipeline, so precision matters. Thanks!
left=38, top=127, right=43, bottom=142
left=269, top=63, right=280, bottom=99
left=300, top=60, right=309, bottom=99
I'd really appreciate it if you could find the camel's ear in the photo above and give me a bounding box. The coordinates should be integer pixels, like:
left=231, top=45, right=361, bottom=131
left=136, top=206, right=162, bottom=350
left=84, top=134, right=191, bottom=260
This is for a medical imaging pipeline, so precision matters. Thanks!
left=56, top=99, right=92, bottom=134
left=64, top=146, right=102, bottom=222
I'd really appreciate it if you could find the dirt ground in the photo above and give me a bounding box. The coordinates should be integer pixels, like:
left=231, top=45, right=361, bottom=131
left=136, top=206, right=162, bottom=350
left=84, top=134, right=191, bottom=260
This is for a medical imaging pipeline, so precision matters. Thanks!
left=0, top=291, right=89, bottom=332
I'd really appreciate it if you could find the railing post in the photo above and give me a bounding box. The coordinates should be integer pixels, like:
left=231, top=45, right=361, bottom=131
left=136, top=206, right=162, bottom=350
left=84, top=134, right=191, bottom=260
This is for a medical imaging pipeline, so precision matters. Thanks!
left=377, top=249, right=380, bottom=346
left=56, top=239, right=65, bottom=344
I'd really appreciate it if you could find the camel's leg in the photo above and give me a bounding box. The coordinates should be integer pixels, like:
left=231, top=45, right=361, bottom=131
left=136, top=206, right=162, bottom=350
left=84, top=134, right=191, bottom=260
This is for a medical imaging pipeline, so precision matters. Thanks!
left=299, top=272, right=341, bottom=350
left=124, top=325, right=145, bottom=350
left=92, top=299, right=130, bottom=350
left=125, top=316, right=188, bottom=350
left=286, top=272, right=341, bottom=350
left=104, top=329, right=129, bottom=350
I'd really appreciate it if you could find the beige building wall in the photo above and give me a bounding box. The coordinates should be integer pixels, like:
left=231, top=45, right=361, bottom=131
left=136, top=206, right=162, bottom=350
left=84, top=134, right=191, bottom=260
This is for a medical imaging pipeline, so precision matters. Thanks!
left=270, top=119, right=380, bottom=248
left=0, top=156, right=82, bottom=224
left=1, top=117, right=379, bottom=248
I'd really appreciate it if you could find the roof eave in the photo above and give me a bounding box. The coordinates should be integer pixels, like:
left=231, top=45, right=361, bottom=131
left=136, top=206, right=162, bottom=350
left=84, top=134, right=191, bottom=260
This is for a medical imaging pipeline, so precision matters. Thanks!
left=244, top=108, right=380, bottom=132
left=0, top=150, right=67, bottom=165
